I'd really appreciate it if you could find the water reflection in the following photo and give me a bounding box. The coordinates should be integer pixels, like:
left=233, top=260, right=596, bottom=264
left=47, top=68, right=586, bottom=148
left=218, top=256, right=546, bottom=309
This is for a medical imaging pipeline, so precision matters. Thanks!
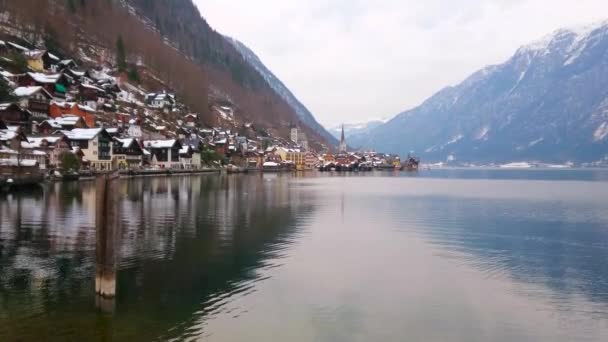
left=0, top=174, right=313, bottom=341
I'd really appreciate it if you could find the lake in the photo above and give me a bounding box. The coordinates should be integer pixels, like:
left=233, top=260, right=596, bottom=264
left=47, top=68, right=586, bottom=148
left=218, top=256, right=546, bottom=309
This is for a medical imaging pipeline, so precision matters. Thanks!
left=1, top=170, right=608, bottom=341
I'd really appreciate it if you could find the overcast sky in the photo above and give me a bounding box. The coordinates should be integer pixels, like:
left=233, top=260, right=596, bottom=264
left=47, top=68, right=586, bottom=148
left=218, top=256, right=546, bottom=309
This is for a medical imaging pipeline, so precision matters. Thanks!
left=193, top=0, right=607, bottom=128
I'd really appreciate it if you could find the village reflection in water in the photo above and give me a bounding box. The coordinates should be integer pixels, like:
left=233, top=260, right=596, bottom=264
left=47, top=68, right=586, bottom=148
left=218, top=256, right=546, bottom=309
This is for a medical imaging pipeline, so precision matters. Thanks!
left=0, top=174, right=312, bottom=341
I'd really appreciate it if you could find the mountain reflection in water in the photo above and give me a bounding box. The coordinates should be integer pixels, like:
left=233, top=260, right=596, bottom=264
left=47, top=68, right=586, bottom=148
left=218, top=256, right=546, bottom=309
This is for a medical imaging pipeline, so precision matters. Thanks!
left=1, top=171, right=608, bottom=341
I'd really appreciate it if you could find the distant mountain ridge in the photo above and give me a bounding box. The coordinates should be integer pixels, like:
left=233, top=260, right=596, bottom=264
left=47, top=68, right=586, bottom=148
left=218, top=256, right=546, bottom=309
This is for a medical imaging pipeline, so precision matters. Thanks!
left=228, top=37, right=338, bottom=146
left=329, top=119, right=388, bottom=140
left=350, top=20, right=608, bottom=164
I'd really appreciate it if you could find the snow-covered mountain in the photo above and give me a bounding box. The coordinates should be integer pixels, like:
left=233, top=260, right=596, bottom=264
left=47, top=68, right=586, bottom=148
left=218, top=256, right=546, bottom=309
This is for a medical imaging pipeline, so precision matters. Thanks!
left=329, top=119, right=389, bottom=140
left=350, top=20, right=608, bottom=164
left=228, top=37, right=338, bottom=146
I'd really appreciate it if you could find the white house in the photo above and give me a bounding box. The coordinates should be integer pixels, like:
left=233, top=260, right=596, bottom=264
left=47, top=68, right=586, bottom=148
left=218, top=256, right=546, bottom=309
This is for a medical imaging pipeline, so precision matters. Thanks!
left=61, top=128, right=113, bottom=171
left=143, top=139, right=182, bottom=169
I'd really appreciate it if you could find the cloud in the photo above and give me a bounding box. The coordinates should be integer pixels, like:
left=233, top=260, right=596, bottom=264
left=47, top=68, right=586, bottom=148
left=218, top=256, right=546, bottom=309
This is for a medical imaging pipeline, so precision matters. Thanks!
left=194, top=0, right=607, bottom=127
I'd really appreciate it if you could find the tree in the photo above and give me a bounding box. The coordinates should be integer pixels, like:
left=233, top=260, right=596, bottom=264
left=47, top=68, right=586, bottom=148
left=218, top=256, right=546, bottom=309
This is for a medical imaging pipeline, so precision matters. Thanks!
left=0, top=78, right=15, bottom=102
left=7, top=52, right=28, bottom=73
left=66, top=0, right=77, bottom=13
left=116, top=35, right=127, bottom=72
left=59, top=151, right=81, bottom=171
left=43, top=23, right=61, bottom=55
left=201, top=148, right=221, bottom=166
left=128, top=65, right=140, bottom=83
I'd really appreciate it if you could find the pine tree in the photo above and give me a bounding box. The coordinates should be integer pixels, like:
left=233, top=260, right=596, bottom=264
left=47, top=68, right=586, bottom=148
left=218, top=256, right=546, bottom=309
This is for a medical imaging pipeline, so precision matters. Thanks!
left=128, top=65, right=140, bottom=83
left=116, top=35, right=127, bottom=72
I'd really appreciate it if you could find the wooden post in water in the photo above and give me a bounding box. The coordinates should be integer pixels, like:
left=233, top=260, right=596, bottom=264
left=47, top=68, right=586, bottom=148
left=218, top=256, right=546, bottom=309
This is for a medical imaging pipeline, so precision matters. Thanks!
left=95, top=172, right=120, bottom=302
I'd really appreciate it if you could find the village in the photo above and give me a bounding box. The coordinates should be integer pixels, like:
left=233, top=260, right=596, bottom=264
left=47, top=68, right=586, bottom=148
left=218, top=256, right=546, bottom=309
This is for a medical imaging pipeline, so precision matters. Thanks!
left=0, top=37, right=410, bottom=187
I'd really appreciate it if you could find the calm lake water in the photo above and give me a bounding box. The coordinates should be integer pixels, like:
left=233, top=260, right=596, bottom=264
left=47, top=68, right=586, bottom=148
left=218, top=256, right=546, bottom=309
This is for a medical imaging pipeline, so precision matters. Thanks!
left=1, top=170, right=608, bottom=341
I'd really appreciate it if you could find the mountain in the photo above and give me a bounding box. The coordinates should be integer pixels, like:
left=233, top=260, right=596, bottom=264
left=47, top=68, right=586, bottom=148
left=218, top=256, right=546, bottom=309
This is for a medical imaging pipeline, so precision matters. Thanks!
left=350, top=20, right=608, bottom=164
left=0, top=0, right=333, bottom=148
left=227, top=38, right=338, bottom=146
left=329, top=119, right=388, bottom=140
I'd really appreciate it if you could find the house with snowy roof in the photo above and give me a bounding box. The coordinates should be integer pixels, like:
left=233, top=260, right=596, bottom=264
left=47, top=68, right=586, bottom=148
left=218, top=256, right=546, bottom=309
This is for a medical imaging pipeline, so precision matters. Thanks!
left=61, top=128, right=113, bottom=171
left=42, top=51, right=61, bottom=71
left=179, top=145, right=195, bottom=169
left=0, top=103, right=32, bottom=132
left=18, top=72, right=69, bottom=99
left=145, top=91, right=175, bottom=111
left=49, top=101, right=96, bottom=127
left=21, top=135, right=71, bottom=168
left=12, top=86, right=53, bottom=121
left=23, top=50, right=46, bottom=72
left=112, top=138, right=143, bottom=170
left=38, top=115, right=88, bottom=135
left=143, top=139, right=182, bottom=169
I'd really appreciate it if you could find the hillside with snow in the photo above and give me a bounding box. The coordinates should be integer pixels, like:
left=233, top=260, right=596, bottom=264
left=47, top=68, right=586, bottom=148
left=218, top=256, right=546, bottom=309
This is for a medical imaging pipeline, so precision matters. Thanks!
left=329, top=119, right=389, bottom=140
left=350, top=20, right=608, bottom=164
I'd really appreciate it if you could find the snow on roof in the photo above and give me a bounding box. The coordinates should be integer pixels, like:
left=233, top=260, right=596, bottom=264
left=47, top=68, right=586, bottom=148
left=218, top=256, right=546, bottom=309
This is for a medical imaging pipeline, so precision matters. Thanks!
left=0, top=70, right=14, bottom=78
left=0, top=103, right=18, bottom=111
left=179, top=146, right=192, bottom=154
left=43, top=116, right=81, bottom=128
left=142, top=148, right=151, bottom=156
left=27, top=72, right=61, bottom=84
left=105, top=128, right=118, bottom=134
left=0, top=129, right=18, bottom=141
left=61, top=128, right=104, bottom=140
left=47, top=52, right=60, bottom=61
left=115, top=138, right=135, bottom=148
left=155, top=126, right=166, bottom=131
left=76, top=104, right=96, bottom=112
left=263, top=162, right=279, bottom=167
left=7, top=42, right=28, bottom=52
left=13, top=86, right=49, bottom=98
left=22, top=136, right=63, bottom=149
left=143, top=139, right=177, bottom=149
left=24, top=50, right=46, bottom=59
left=70, top=70, right=85, bottom=77
left=0, top=145, right=18, bottom=154
left=81, top=83, right=105, bottom=92
left=0, top=159, right=37, bottom=167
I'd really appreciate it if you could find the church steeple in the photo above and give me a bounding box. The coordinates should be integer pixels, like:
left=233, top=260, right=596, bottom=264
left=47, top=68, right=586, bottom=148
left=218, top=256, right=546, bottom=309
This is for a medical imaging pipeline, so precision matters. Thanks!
left=339, top=124, right=347, bottom=153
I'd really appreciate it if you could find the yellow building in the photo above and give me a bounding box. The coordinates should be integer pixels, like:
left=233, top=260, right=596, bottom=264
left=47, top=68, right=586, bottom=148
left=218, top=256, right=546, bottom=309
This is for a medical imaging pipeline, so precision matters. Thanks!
left=286, top=149, right=306, bottom=170
left=25, top=50, right=46, bottom=72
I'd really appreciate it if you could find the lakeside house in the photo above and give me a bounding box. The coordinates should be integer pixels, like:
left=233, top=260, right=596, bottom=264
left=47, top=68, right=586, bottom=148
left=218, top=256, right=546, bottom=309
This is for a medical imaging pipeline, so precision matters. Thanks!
left=62, top=128, right=113, bottom=171
left=179, top=145, right=194, bottom=169
left=21, top=135, right=71, bottom=168
left=143, top=139, right=182, bottom=169
left=112, top=138, right=144, bottom=170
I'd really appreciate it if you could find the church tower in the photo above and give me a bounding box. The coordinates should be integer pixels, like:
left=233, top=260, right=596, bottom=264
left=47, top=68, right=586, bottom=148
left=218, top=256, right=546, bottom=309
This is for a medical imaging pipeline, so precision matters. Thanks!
left=339, top=124, right=347, bottom=153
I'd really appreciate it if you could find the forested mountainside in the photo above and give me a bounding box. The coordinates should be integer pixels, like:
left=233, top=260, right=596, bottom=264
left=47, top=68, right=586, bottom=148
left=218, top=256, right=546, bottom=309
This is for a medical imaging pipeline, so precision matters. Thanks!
left=0, top=0, right=332, bottom=149
left=350, top=20, right=608, bottom=164
left=228, top=37, right=338, bottom=146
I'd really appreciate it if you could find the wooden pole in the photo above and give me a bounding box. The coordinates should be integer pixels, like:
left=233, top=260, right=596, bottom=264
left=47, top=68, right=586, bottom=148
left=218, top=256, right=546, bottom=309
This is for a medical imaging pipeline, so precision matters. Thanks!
left=95, top=172, right=120, bottom=300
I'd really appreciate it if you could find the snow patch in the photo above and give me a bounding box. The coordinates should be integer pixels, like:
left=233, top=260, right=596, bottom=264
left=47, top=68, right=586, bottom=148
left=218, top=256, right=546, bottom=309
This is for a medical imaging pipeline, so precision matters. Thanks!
left=475, top=126, right=490, bottom=140
left=594, top=122, right=608, bottom=141
left=528, top=137, right=544, bottom=147
left=446, top=134, right=463, bottom=145
left=500, top=162, right=532, bottom=169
